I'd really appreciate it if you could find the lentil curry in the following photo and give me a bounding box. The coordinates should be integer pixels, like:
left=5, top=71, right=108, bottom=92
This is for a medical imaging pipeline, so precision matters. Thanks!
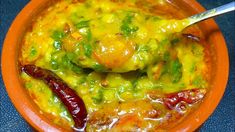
left=19, top=0, right=211, bottom=131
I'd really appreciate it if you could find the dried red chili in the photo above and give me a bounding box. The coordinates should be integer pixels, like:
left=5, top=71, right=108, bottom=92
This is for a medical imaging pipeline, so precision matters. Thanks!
left=22, top=65, right=87, bottom=131
left=163, top=89, right=206, bottom=110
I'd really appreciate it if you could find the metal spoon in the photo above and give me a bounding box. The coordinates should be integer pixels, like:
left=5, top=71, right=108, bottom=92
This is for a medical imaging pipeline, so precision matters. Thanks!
left=188, top=1, right=235, bottom=26
left=157, top=2, right=235, bottom=33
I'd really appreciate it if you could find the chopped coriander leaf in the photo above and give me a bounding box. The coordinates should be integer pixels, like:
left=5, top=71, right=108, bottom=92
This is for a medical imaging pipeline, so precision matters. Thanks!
left=66, top=52, right=76, bottom=60
left=83, top=43, right=93, bottom=57
left=76, top=20, right=90, bottom=29
left=71, top=64, right=83, bottom=74
left=121, top=24, right=139, bottom=37
left=79, top=77, right=86, bottom=84
left=86, top=29, right=92, bottom=41
left=79, top=28, right=92, bottom=41
left=123, top=13, right=134, bottom=24
left=92, top=63, right=106, bottom=72
left=29, top=46, right=37, bottom=57
left=51, top=30, right=65, bottom=40
left=92, top=90, right=103, bottom=104
left=120, top=13, right=139, bottom=36
left=132, top=79, right=138, bottom=89
left=137, top=45, right=149, bottom=52
left=61, top=55, right=71, bottom=67
left=169, top=59, right=182, bottom=83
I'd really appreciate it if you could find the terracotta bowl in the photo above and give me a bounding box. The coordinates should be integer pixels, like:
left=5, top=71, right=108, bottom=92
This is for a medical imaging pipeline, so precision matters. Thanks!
left=1, top=0, right=229, bottom=131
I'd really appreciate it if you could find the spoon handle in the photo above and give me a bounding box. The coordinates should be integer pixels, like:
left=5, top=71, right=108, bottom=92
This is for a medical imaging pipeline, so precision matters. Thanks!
left=188, top=2, right=235, bottom=25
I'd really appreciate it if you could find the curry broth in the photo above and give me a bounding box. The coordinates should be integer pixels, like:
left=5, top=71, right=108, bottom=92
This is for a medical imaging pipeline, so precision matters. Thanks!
left=19, top=0, right=211, bottom=131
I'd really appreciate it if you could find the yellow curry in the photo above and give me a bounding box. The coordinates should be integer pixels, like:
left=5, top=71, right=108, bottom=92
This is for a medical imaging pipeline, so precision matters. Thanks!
left=20, top=0, right=211, bottom=131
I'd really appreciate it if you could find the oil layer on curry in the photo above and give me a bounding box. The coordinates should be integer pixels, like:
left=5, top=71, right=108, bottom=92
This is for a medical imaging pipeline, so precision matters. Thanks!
left=19, top=0, right=211, bottom=131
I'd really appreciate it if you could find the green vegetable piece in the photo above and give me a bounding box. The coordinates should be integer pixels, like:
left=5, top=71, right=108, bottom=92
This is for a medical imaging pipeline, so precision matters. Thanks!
left=92, top=90, right=103, bottom=104
left=121, top=24, right=139, bottom=37
left=123, top=13, right=133, bottom=24
left=79, top=77, right=86, bottom=84
left=51, top=30, right=65, bottom=40
left=50, top=51, right=82, bottom=73
left=66, top=52, right=76, bottom=60
left=157, top=39, right=169, bottom=55
left=86, top=29, right=92, bottom=41
left=71, top=64, right=82, bottom=74
left=92, top=63, right=105, bottom=72
left=29, top=46, right=37, bottom=57
left=83, top=43, right=92, bottom=57
left=75, top=19, right=92, bottom=41
left=79, top=28, right=92, bottom=41
left=131, top=71, right=146, bottom=90
left=132, top=79, right=138, bottom=89
left=170, top=59, right=182, bottom=83
left=62, top=55, right=71, bottom=67
left=51, top=30, right=65, bottom=50
left=121, top=13, right=139, bottom=36
left=137, top=45, right=149, bottom=52
left=76, top=20, right=90, bottom=29
left=61, top=53, right=75, bottom=66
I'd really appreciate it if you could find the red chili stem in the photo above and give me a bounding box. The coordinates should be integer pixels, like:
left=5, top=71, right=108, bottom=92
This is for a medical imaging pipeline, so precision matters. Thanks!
left=22, top=65, right=87, bottom=131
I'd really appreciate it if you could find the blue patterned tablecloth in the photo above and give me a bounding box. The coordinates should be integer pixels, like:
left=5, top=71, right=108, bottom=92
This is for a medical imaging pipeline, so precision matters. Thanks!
left=0, top=0, right=234, bottom=131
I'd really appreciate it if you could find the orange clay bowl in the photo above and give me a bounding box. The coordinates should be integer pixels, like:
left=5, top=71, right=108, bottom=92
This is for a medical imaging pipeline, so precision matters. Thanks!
left=1, top=0, right=229, bottom=131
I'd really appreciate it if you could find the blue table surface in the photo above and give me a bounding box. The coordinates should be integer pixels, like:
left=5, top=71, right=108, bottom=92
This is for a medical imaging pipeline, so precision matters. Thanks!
left=0, top=0, right=234, bottom=131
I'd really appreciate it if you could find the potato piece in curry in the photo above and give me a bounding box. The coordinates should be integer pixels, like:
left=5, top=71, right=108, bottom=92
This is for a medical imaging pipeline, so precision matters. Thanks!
left=20, top=0, right=211, bottom=131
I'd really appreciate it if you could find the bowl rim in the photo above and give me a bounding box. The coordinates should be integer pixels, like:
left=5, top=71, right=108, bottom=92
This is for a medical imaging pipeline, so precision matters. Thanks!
left=1, top=0, right=229, bottom=131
